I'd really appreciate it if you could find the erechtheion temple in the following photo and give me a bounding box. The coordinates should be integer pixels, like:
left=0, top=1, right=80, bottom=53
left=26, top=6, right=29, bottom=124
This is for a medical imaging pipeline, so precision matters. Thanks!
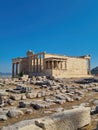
left=12, top=50, right=91, bottom=78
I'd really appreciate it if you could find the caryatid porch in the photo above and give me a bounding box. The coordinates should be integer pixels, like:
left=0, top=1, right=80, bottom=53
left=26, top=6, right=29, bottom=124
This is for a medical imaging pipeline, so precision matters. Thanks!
left=44, top=57, right=67, bottom=70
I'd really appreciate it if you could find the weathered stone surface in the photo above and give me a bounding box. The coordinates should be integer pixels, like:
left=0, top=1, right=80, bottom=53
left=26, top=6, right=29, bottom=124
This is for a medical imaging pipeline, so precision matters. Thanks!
left=0, top=115, right=7, bottom=121
left=21, top=95, right=26, bottom=100
left=19, top=101, right=31, bottom=108
left=26, top=92, right=37, bottom=99
left=44, top=97, right=55, bottom=103
left=0, top=101, right=5, bottom=108
left=36, top=93, right=41, bottom=98
left=7, top=108, right=24, bottom=118
left=0, top=90, right=8, bottom=96
left=31, top=102, right=50, bottom=110
left=65, top=96, right=74, bottom=102
left=0, top=107, right=91, bottom=130
left=25, top=109, right=33, bottom=114
left=6, top=88, right=20, bottom=94
left=10, top=94, right=21, bottom=101
left=19, top=124, right=42, bottom=130
left=16, top=85, right=31, bottom=93
left=80, top=103, right=90, bottom=107
left=35, top=107, right=91, bottom=130
left=54, top=99, right=66, bottom=104
left=93, top=100, right=98, bottom=105
left=92, top=87, right=98, bottom=92
left=0, top=109, right=8, bottom=115
left=55, top=94, right=66, bottom=100
left=95, top=106, right=98, bottom=113
left=74, top=95, right=82, bottom=101
left=7, top=99, right=15, bottom=106
left=1, top=119, right=42, bottom=130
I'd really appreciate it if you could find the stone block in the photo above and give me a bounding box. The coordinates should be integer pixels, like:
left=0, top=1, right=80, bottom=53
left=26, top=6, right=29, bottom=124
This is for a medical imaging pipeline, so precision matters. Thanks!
left=35, top=107, right=91, bottom=130
left=26, top=92, right=37, bottom=99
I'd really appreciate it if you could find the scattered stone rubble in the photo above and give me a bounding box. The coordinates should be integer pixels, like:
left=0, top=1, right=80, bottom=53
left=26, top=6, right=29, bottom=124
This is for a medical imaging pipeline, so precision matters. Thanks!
left=1, top=107, right=91, bottom=130
left=0, top=77, right=98, bottom=129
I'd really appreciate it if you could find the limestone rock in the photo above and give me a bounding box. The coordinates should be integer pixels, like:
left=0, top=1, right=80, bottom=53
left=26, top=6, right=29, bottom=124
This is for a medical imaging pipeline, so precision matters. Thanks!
left=19, top=101, right=31, bottom=108
left=21, top=95, right=26, bottom=100
left=7, top=108, right=24, bottom=118
left=26, top=92, right=37, bottom=99
left=1, top=119, right=42, bottom=130
left=10, top=94, right=21, bottom=101
left=0, top=90, right=8, bottom=96
left=35, top=107, right=91, bottom=130
left=7, top=99, right=15, bottom=106
left=26, top=109, right=33, bottom=114
left=54, top=99, right=66, bottom=104
left=93, top=100, right=98, bottom=105
left=31, top=102, right=50, bottom=110
left=0, top=115, right=7, bottom=121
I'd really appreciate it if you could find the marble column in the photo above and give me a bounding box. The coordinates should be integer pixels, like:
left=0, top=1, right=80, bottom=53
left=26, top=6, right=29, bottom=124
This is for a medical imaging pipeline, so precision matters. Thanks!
left=16, top=63, right=18, bottom=75
left=33, top=56, right=35, bottom=73
left=40, top=54, right=42, bottom=72
left=45, top=61, right=48, bottom=69
left=60, top=62, right=62, bottom=69
left=56, top=61, right=59, bottom=69
left=58, top=61, right=60, bottom=69
left=36, top=55, right=38, bottom=73
left=12, top=63, right=15, bottom=78
left=88, top=59, right=91, bottom=74
left=18, top=62, right=21, bottom=74
left=64, top=61, right=66, bottom=69
left=48, top=61, right=50, bottom=69
left=52, top=61, right=54, bottom=69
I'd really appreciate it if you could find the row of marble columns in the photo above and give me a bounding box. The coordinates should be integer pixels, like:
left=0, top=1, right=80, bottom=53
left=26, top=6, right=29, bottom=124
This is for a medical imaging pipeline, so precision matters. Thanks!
left=45, top=61, right=66, bottom=70
left=12, top=62, right=20, bottom=77
left=32, top=53, right=44, bottom=73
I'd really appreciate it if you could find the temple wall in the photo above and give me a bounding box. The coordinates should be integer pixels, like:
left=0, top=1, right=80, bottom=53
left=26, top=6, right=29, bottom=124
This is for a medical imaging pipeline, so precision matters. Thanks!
left=52, top=57, right=88, bottom=78
left=45, top=69, right=52, bottom=76
left=12, top=51, right=91, bottom=78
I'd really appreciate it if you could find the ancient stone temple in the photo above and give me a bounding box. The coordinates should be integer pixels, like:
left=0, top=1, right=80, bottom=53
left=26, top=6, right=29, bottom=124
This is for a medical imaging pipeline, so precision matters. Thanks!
left=12, top=50, right=91, bottom=78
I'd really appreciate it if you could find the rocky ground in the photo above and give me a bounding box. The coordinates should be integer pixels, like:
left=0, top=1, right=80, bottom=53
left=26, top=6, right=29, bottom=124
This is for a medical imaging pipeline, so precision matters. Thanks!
left=0, top=76, right=98, bottom=129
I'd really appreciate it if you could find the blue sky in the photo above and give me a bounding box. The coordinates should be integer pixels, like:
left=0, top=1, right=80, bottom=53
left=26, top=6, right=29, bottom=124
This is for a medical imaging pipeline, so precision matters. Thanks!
left=0, top=0, right=98, bottom=72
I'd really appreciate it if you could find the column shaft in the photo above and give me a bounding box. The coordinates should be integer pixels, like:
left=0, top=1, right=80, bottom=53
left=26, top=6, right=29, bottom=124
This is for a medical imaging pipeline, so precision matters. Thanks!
left=36, top=55, right=38, bottom=73
left=88, top=59, right=91, bottom=74
left=16, top=63, right=18, bottom=75
left=48, top=61, right=50, bottom=69
left=33, top=56, right=35, bottom=73
left=52, top=61, right=54, bottom=69
left=40, top=54, right=41, bottom=72
left=61, top=62, right=62, bottom=69
left=12, top=63, right=15, bottom=78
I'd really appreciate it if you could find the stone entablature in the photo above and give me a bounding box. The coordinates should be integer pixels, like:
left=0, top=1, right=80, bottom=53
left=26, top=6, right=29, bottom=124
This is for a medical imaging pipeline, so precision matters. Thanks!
left=12, top=50, right=91, bottom=78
